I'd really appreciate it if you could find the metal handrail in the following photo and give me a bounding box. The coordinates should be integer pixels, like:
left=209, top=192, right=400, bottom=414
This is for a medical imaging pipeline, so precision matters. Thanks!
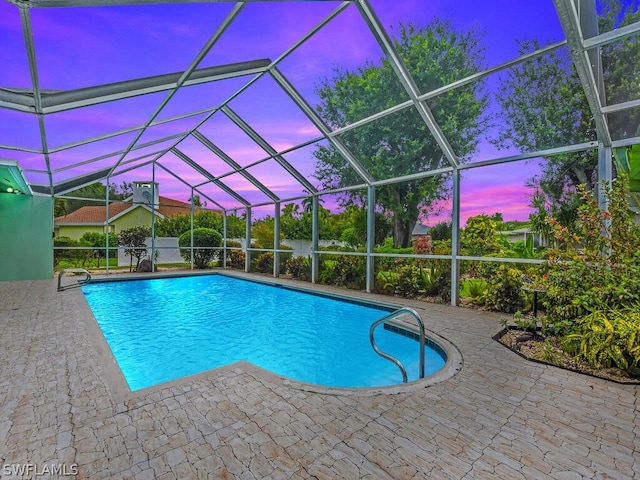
left=57, top=268, right=92, bottom=292
left=369, top=307, right=426, bottom=383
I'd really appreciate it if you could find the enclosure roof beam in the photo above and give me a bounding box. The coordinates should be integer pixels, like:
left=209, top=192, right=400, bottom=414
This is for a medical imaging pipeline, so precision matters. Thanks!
left=192, top=130, right=279, bottom=203
left=18, top=6, right=55, bottom=195
left=154, top=161, right=226, bottom=211
left=268, top=68, right=375, bottom=185
left=354, top=0, right=459, bottom=169
left=171, top=147, right=249, bottom=207
left=31, top=167, right=113, bottom=196
left=583, top=19, right=640, bottom=49
left=220, top=105, right=318, bottom=193
left=553, top=0, right=611, bottom=146
left=51, top=131, right=189, bottom=174
left=106, top=3, right=246, bottom=178
left=10, top=0, right=333, bottom=8
left=0, top=60, right=270, bottom=114
left=601, top=98, right=640, bottom=115
left=48, top=107, right=217, bottom=153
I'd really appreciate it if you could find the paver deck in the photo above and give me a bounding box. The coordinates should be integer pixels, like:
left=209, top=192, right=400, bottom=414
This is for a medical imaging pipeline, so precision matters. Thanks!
left=1, top=271, right=638, bottom=479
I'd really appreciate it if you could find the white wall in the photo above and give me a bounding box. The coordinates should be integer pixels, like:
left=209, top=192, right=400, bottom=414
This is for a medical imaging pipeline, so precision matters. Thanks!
left=117, top=237, right=182, bottom=266
left=117, top=237, right=346, bottom=267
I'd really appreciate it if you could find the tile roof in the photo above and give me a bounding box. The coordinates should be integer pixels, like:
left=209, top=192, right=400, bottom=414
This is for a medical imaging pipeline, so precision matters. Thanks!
left=54, top=196, right=195, bottom=224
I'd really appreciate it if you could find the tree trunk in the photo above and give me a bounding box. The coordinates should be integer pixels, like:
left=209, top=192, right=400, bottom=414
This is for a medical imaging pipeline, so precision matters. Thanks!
left=392, top=215, right=415, bottom=248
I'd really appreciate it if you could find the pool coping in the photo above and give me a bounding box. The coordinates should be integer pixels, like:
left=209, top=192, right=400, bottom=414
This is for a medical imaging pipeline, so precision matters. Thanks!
left=81, top=269, right=464, bottom=402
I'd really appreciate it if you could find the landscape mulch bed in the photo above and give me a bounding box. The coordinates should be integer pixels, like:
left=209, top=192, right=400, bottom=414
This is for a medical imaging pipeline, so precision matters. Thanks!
left=494, top=327, right=640, bottom=385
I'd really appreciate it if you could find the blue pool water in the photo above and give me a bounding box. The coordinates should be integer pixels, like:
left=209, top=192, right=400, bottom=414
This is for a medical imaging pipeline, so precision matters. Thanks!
left=82, top=274, right=446, bottom=390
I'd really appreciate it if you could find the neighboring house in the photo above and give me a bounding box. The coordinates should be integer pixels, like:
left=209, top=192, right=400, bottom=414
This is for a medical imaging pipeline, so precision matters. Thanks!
left=54, top=182, right=195, bottom=240
left=411, top=223, right=430, bottom=241
left=498, top=227, right=546, bottom=247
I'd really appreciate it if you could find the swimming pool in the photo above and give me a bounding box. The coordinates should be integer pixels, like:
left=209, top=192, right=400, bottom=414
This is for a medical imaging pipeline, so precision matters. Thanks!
left=82, top=274, right=447, bottom=391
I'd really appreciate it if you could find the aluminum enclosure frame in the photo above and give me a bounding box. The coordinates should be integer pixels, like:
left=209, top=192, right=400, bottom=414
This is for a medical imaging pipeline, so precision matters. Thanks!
left=3, top=0, right=638, bottom=304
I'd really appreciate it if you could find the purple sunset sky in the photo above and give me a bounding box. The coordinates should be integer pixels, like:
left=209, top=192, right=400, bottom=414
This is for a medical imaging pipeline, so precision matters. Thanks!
left=0, top=0, right=570, bottom=225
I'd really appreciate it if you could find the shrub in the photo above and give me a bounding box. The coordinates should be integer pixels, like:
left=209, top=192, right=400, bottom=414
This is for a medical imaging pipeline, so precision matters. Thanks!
left=536, top=175, right=640, bottom=322
left=395, top=264, right=423, bottom=298
left=286, top=256, right=311, bottom=280
left=413, top=235, right=432, bottom=255
left=178, top=228, right=222, bottom=269
left=562, top=305, right=640, bottom=374
left=228, top=249, right=246, bottom=269
left=278, top=245, right=293, bottom=274
left=254, top=252, right=274, bottom=273
left=430, top=221, right=452, bottom=241
left=434, top=270, right=452, bottom=304
left=54, top=236, right=78, bottom=267
left=118, top=226, right=151, bottom=272
left=484, top=265, right=525, bottom=313
left=320, top=255, right=365, bottom=290
left=375, top=271, right=398, bottom=295
left=461, top=278, right=488, bottom=305
left=223, top=240, right=242, bottom=264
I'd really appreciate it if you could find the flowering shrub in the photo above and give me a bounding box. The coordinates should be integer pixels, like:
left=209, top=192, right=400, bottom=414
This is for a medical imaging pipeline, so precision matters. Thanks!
left=413, top=235, right=433, bottom=255
left=536, top=175, right=640, bottom=322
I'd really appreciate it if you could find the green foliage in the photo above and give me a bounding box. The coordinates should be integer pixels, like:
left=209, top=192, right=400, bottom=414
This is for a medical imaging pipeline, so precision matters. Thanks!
left=513, top=311, right=538, bottom=333
left=154, top=210, right=244, bottom=238
left=429, top=221, right=452, bottom=241
left=53, top=236, right=76, bottom=266
left=222, top=240, right=241, bottom=265
left=54, top=181, right=132, bottom=217
left=251, top=220, right=278, bottom=249
left=394, top=264, right=423, bottom=298
left=178, top=228, right=222, bottom=269
left=433, top=269, right=452, bottom=304
left=278, top=245, right=293, bottom=273
left=536, top=175, right=640, bottom=322
left=227, top=250, right=246, bottom=270
left=496, top=2, right=640, bottom=228
left=118, top=226, right=151, bottom=272
left=375, top=270, right=398, bottom=295
left=461, top=215, right=502, bottom=257
left=562, top=305, right=640, bottom=373
left=460, top=278, right=488, bottom=305
left=319, top=255, right=365, bottom=290
left=339, top=227, right=360, bottom=250
left=510, top=236, right=536, bottom=259
left=313, top=20, right=487, bottom=247
left=254, top=252, right=274, bottom=274
left=286, top=256, right=312, bottom=281
left=484, top=265, right=525, bottom=313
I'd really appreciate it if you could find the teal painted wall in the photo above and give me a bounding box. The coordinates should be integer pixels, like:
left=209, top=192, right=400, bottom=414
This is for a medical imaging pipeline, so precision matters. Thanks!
left=0, top=194, right=54, bottom=281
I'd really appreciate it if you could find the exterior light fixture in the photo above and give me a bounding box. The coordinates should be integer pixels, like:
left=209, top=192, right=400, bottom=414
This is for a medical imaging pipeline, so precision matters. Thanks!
left=0, top=159, right=32, bottom=195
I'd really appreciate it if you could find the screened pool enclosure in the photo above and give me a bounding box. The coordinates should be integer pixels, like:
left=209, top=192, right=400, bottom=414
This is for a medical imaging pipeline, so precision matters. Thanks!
left=1, top=0, right=639, bottom=304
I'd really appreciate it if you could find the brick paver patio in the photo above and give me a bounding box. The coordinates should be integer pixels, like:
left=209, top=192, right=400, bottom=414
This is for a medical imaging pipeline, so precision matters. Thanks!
left=1, top=272, right=638, bottom=479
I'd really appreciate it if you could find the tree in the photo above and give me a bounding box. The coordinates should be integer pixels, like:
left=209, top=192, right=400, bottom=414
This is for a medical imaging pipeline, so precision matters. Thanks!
left=178, top=228, right=222, bottom=269
left=313, top=20, right=487, bottom=247
left=336, top=205, right=390, bottom=248
left=118, top=226, right=150, bottom=272
left=154, top=210, right=244, bottom=238
left=495, top=0, right=640, bottom=228
left=189, top=194, right=207, bottom=208
left=55, top=181, right=132, bottom=216
left=461, top=215, right=502, bottom=257
left=429, top=221, right=452, bottom=241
